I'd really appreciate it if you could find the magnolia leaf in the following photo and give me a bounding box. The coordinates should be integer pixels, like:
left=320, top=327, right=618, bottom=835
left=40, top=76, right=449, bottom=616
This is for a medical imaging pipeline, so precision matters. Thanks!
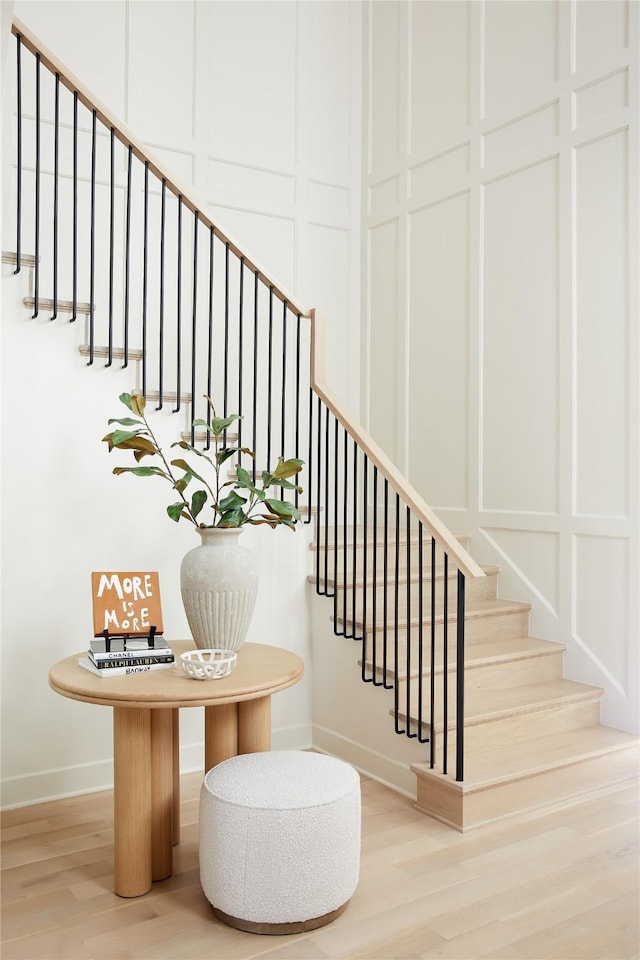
left=219, top=490, right=247, bottom=512
left=261, top=471, right=273, bottom=487
left=217, top=506, right=245, bottom=527
left=210, top=414, right=241, bottom=437
left=113, top=466, right=167, bottom=478
left=235, top=466, right=252, bottom=486
left=264, top=499, right=300, bottom=520
left=167, top=502, right=186, bottom=522
left=119, top=393, right=133, bottom=411
left=268, top=477, right=302, bottom=492
left=192, top=419, right=210, bottom=429
left=110, top=428, right=146, bottom=446
left=170, top=459, right=208, bottom=487
left=272, top=457, right=304, bottom=480
left=130, top=394, right=146, bottom=417
left=191, top=489, right=208, bottom=518
left=250, top=517, right=280, bottom=529
left=174, top=477, right=190, bottom=493
left=216, top=447, right=238, bottom=467
left=107, top=417, right=143, bottom=427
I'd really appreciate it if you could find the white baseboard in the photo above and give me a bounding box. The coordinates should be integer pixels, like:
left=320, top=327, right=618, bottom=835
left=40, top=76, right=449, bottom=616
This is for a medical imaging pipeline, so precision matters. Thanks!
left=0, top=723, right=313, bottom=810
left=312, top=724, right=417, bottom=800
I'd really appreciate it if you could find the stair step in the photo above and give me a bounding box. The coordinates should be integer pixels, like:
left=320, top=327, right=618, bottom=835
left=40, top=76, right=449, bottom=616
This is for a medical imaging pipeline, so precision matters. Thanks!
left=3, top=251, right=37, bottom=266
left=412, top=726, right=639, bottom=831
left=180, top=430, right=239, bottom=445
left=309, top=564, right=499, bottom=592
left=365, top=634, right=565, bottom=681
left=144, top=390, right=192, bottom=405
left=23, top=296, right=92, bottom=315
left=335, top=596, right=531, bottom=642
left=331, top=567, right=499, bottom=613
left=311, top=528, right=471, bottom=551
left=79, top=344, right=144, bottom=361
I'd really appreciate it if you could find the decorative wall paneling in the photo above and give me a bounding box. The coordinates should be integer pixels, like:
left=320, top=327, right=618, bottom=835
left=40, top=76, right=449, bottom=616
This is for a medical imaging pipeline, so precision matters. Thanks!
left=363, top=0, right=638, bottom=731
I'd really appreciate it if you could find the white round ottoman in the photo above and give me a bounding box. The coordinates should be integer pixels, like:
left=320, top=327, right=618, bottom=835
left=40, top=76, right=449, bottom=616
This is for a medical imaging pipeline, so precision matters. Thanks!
left=199, top=751, right=361, bottom=934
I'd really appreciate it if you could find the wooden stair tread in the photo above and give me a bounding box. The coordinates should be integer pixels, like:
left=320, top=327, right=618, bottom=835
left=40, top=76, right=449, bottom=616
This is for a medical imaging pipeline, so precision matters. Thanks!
left=336, top=596, right=531, bottom=631
left=363, top=634, right=566, bottom=678
left=144, top=390, right=192, bottom=404
left=311, top=530, right=471, bottom=550
left=3, top=251, right=37, bottom=266
left=23, top=296, right=92, bottom=314
left=412, top=726, right=639, bottom=790
left=79, top=344, right=144, bottom=361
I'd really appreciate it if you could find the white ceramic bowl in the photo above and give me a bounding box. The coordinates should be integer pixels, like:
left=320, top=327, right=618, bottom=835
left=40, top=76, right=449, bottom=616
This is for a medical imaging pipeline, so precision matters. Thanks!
left=180, top=649, right=238, bottom=681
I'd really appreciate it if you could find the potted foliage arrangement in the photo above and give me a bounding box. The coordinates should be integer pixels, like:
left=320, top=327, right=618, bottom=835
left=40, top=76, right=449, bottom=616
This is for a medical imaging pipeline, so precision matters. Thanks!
left=103, top=393, right=304, bottom=651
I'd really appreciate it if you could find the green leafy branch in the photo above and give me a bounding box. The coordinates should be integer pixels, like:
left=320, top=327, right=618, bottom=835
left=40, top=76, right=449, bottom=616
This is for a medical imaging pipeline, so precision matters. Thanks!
left=103, top=393, right=304, bottom=530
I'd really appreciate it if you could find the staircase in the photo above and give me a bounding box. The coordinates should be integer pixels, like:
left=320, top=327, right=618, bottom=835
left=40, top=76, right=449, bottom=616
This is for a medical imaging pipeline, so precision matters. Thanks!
left=4, top=18, right=638, bottom=830
left=312, top=527, right=639, bottom=831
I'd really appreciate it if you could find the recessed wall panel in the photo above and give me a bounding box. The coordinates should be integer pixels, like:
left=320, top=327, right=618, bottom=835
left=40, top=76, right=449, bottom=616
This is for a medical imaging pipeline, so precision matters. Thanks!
left=299, top=1, right=352, bottom=182
left=408, top=194, right=469, bottom=508
left=208, top=160, right=295, bottom=210
left=308, top=182, right=350, bottom=228
left=369, top=220, right=399, bottom=462
left=307, top=225, right=350, bottom=397
left=575, top=536, right=629, bottom=690
left=575, top=131, right=629, bottom=518
left=575, top=70, right=629, bottom=129
left=207, top=2, right=297, bottom=168
left=483, top=158, right=559, bottom=513
left=484, top=103, right=559, bottom=167
left=369, top=1, right=400, bottom=175
left=129, top=1, right=194, bottom=140
left=484, top=1, right=558, bottom=117
left=209, top=205, right=295, bottom=294
left=575, top=0, right=629, bottom=72
left=369, top=176, right=399, bottom=215
left=409, top=1, right=470, bottom=153
left=411, top=144, right=470, bottom=201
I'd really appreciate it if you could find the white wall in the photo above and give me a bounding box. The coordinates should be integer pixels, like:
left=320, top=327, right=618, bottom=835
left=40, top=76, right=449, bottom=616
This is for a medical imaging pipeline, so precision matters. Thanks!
left=362, top=0, right=639, bottom=733
left=1, top=0, right=362, bottom=807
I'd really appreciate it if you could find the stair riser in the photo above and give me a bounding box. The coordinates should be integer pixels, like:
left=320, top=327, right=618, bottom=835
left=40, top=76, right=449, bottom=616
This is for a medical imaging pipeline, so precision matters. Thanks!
left=395, top=651, right=565, bottom=712
left=313, top=540, right=470, bottom=580
left=414, top=745, right=639, bottom=831
left=334, top=572, right=498, bottom=619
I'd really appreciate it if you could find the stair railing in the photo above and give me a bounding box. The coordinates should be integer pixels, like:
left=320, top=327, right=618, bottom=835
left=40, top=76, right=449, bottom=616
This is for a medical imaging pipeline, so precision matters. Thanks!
left=7, top=17, right=485, bottom=782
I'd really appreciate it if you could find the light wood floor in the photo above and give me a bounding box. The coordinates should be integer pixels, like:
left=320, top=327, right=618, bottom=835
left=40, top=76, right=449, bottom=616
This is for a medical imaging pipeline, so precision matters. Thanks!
left=1, top=773, right=638, bottom=960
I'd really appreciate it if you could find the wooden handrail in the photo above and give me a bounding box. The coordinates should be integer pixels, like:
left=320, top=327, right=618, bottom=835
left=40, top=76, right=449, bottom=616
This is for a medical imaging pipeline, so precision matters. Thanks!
left=11, top=17, right=310, bottom=319
left=310, top=311, right=485, bottom=581
left=11, top=16, right=484, bottom=582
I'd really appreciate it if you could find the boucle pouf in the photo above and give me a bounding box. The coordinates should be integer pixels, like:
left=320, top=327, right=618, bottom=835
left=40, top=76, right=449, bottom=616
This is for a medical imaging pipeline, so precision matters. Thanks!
left=199, top=750, right=361, bottom=934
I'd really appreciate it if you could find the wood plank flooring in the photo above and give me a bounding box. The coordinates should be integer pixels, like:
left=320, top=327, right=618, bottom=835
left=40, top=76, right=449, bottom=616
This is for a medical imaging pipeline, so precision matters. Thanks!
left=2, top=772, right=638, bottom=959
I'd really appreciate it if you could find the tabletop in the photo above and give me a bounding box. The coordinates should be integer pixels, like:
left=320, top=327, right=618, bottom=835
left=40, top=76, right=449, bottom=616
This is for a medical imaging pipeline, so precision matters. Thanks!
left=49, top=640, right=304, bottom=709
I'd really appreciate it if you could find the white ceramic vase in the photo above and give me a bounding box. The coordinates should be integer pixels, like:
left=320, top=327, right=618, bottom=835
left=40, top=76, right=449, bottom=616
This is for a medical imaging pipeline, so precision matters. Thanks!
left=180, top=527, right=258, bottom=652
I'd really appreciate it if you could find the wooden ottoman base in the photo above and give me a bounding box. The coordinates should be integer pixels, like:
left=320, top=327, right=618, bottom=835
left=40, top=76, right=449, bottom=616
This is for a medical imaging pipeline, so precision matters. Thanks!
left=211, top=899, right=350, bottom=935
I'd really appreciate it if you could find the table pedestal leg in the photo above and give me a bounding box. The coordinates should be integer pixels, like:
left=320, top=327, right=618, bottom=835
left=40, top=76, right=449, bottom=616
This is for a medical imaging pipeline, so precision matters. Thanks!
left=172, top=708, right=180, bottom=845
left=113, top=707, right=152, bottom=897
left=238, top=696, right=271, bottom=754
left=150, top=710, right=174, bottom=881
left=204, top=703, right=238, bottom=771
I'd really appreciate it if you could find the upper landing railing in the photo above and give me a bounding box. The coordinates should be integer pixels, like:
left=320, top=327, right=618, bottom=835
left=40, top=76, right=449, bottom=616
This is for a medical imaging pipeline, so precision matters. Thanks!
left=8, top=17, right=485, bottom=780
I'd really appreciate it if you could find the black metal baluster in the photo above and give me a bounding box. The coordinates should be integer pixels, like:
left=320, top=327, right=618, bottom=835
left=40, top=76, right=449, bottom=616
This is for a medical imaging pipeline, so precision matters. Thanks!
left=238, top=257, right=244, bottom=462
left=332, top=415, right=339, bottom=633
left=342, top=426, right=349, bottom=636
left=157, top=180, right=166, bottom=409
left=418, top=523, right=428, bottom=743
left=456, top=572, right=466, bottom=782
left=32, top=53, right=40, bottom=318
left=191, top=211, right=199, bottom=445
left=295, top=314, right=301, bottom=510
left=306, top=387, right=313, bottom=524
left=430, top=538, right=436, bottom=769
left=142, top=162, right=149, bottom=395
left=369, top=467, right=379, bottom=685
left=315, top=395, right=322, bottom=593
left=281, top=301, right=288, bottom=475
left=87, top=109, right=96, bottom=364
left=206, top=227, right=214, bottom=447
left=223, top=243, right=230, bottom=431
left=107, top=128, right=114, bottom=366
left=123, top=144, right=132, bottom=368
left=252, top=271, right=259, bottom=482
left=361, top=457, right=369, bottom=678
left=443, top=553, right=449, bottom=774
left=323, top=404, right=330, bottom=595
left=14, top=34, right=21, bottom=274
left=406, top=506, right=414, bottom=737
left=174, top=196, right=182, bottom=412
left=266, top=287, right=273, bottom=467
left=352, top=440, right=358, bottom=637
left=394, top=494, right=402, bottom=732
left=382, top=479, right=390, bottom=686
left=71, top=91, right=77, bottom=322
left=50, top=73, right=59, bottom=319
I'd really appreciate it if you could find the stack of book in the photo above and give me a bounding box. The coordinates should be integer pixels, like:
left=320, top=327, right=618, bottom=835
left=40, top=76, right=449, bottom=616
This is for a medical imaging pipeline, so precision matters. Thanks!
left=78, top=636, right=175, bottom=678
